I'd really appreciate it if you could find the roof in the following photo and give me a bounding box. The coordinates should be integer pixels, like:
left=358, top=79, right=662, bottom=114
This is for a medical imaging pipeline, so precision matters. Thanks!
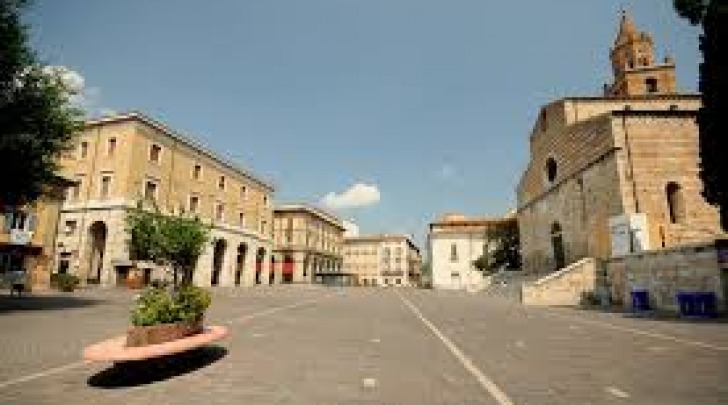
left=274, top=203, right=345, bottom=230
left=344, top=234, right=420, bottom=253
left=86, top=111, right=275, bottom=192
left=614, top=10, right=641, bottom=46
left=429, top=213, right=516, bottom=229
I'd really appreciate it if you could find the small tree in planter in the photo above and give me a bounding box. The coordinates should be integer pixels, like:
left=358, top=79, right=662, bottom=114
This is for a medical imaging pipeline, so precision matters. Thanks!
left=125, top=203, right=212, bottom=346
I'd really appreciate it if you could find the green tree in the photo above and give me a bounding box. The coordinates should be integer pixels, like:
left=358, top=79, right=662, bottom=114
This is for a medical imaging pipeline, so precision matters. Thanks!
left=0, top=0, right=84, bottom=206
left=472, top=221, right=521, bottom=273
left=673, top=0, right=727, bottom=231
left=126, top=203, right=210, bottom=286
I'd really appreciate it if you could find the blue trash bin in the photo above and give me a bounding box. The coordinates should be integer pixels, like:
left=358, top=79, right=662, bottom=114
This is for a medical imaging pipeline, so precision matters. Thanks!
left=695, top=292, right=717, bottom=318
left=631, top=289, right=650, bottom=312
left=676, top=292, right=698, bottom=317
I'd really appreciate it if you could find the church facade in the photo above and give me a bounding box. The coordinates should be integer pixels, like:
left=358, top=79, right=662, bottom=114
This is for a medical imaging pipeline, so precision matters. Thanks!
left=516, top=12, right=722, bottom=274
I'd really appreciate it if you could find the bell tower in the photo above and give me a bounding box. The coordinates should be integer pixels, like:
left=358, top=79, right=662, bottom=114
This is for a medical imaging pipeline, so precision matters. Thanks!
left=605, top=10, right=677, bottom=97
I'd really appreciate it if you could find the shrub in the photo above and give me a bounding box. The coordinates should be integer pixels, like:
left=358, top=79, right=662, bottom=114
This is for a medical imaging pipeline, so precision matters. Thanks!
left=130, top=285, right=212, bottom=327
left=51, top=273, right=80, bottom=292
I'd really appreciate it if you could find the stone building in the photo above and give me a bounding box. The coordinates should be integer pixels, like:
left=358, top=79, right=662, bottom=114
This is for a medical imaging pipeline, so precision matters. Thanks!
left=272, top=204, right=346, bottom=285
left=343, top=234, right=422, bottom=287
left=516, top=12, right=722, bottom=275
left=428, top=213, right=516, bottom=290
left=0, top=177, right=74, bottom=291
left=54, top=112, right=276, bottom=287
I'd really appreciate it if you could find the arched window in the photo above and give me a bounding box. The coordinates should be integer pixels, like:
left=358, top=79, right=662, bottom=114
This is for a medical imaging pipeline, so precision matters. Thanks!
left=545, top=157, right=558, bottom=184
left=666, top=182, right=685, bottom=224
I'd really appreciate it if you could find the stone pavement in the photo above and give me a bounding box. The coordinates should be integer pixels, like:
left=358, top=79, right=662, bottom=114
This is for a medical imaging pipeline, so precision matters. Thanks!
left=0, top=286, right=726, bottom=404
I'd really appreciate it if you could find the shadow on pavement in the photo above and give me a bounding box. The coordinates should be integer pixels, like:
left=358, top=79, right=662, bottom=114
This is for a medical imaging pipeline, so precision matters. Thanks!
left=88, top=345, right=228, bottom=389
left=0, top=294, right=104, bottom=314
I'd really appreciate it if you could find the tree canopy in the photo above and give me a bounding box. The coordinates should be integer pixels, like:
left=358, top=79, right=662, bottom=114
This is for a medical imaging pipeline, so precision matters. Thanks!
left=472, top=220, right=521, bottom=274
left=126, top=203, right=211, bottom=286
left=673, top=0, right=727, bottom=230
left=0, top=0, right=84, bottom=207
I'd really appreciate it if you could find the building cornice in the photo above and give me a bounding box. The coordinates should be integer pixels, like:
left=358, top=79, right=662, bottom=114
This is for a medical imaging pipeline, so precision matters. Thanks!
left=274, top=203, right=344, bottom=230
left=86, top=111, right=275, bottom=192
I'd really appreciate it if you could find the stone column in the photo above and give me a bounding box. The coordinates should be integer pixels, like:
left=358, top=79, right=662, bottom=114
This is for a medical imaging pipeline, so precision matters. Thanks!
left=219, top=238, right=238, bottom=287
left=241, top=241, right=256, bottom=287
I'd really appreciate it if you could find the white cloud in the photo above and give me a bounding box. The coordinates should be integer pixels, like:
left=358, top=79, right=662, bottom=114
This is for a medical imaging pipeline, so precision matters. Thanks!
left=42, top=65, right=105, bottom=115
left=322, top=183, right=381, bottom=209
left=342, top=220, right=359, bottom=237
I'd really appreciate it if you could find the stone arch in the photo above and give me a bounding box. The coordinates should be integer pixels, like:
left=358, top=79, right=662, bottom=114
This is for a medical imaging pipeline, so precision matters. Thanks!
left=282, top=254, right=295, bottom=284
left=550, top=222, right=565, bottom=270
left=88, top=221, right=107, bottom=283
left=235, top=243, right=248, bottom=286
left=211, top=238, right=227, bottom=286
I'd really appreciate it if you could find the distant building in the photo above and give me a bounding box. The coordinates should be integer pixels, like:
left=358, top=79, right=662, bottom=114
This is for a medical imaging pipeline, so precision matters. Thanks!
left=516, top=12, right=722, bottom=274
left=428, top=213, right=516, bottom=290
left=54, top=112, right=276, bottom=287
left=344, top=234, right=422, bottom=287
left=272, top=204, right=346, bottom=285
left=1, top=177, right=75, bottom=291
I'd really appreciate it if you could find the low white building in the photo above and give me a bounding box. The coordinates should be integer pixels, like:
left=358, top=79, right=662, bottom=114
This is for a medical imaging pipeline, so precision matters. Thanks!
left=428, top=213, right=515, bottom=290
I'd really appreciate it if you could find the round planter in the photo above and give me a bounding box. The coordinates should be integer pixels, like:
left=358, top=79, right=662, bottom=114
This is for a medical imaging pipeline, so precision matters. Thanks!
left=126, top=318, right=203, bottom=347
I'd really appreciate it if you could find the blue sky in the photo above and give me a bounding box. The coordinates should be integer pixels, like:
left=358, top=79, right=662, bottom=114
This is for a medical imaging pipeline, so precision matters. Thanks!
left=27, top=0, right=701, bottom=247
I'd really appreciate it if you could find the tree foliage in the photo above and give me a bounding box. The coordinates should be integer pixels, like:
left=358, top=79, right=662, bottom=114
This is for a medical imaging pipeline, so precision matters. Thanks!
left=126, top=203, right=210, bottom=286
left=0, top=0, right=84, bottom=206
left=673, top=0, right=728, bottom=230
left=472, top=221, right=521, bottom=273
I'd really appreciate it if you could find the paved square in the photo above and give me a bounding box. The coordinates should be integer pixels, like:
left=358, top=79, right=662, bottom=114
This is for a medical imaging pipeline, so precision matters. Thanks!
left=0, top=287, right=726, bottom=404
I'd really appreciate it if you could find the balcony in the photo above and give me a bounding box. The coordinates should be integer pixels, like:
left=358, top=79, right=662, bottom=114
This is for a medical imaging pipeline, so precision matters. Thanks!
left=380, top=270, right=404, bottom=277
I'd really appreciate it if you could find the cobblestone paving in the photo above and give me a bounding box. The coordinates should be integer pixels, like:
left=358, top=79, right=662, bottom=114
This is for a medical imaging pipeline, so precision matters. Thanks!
left=0, top=286, right=726, bottom=404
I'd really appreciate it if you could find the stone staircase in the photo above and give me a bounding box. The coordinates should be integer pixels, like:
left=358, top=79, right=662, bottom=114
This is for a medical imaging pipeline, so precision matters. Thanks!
left=479, top=272, right=541, bottom=302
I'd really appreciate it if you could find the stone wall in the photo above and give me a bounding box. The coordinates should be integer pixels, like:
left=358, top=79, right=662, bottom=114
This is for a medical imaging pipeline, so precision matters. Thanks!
left=518, top=153, right=623, bottom=274
left=521, top=258, right=598, bottom=306
left=607, top=241, right=726, bottom=313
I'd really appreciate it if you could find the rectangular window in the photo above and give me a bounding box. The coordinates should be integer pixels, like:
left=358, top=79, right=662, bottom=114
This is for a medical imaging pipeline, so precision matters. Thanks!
left=64, top=220, right=77, bottom=235
left=192, top=164, right=202, bottom=180
left=69, top=176, right=84, bottom=201
left=100, top=175, right=112, bottom=199
left=107, top=138, right=116, bottom=156
left=215, top=202, right=225, bottom=222
left=80, top=141, right=89, bottom=159
left=189, top=195, right=200, bottom=214
left=238, top=212, right=245, bottom=227
left=450, top=244, right=458, bottom=262
left=263, top=195, right=268, bottom=207
left=149, top=144, right=162, bottom=163
left=241, top=186, right=248, bottom=201
left=144, top=180, right=158, bottom=201
left=218, top=176, right=225, bottom=191
left=260, top=220, right=267, bottom=234
left=645, top=77, right=658, bottom=93
left=286, top=218, right=293, bottom=243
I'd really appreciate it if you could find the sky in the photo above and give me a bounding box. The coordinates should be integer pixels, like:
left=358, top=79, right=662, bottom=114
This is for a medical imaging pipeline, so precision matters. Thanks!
left=26, top=0, right=702, bottom=248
